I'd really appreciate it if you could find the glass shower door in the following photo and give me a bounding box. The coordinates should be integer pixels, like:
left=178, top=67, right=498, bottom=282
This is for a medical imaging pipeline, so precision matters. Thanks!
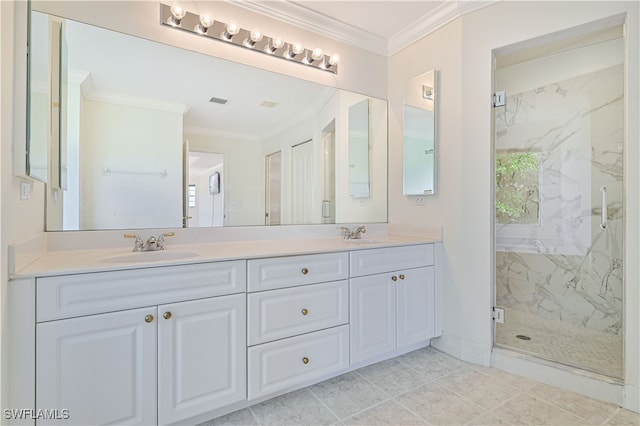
left=493, top=26, right=624, bottom=378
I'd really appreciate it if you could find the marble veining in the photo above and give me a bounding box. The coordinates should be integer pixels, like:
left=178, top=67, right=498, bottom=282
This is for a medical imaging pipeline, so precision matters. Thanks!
left=495, top=64, right=624, bottom=378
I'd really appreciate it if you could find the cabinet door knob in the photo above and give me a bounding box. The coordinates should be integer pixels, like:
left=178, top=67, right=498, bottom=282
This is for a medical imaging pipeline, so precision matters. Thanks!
left=391, top=275, right=398, bottom=282
left=163, top=311, right=172, bottom=320
left=301, top=268, right=309, bottom=275
left=302, top=357, right=309, bottom=364
left=144, top=314, right=154, bottom=323
left=301, top=308, right=309, bottom=316
left=399, top=274, right=405, bottom=280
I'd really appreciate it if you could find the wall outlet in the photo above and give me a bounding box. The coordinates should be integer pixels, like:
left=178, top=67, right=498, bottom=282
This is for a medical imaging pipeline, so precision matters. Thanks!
left=414, top=197, right=426, bottom=206
left=20, top=181, right=31, bottom=200
left=493, top=307, right=505, bottom=324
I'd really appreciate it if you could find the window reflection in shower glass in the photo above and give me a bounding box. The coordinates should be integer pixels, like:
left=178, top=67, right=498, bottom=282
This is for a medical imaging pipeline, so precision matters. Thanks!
left=495, top=150, right=541, bottom=225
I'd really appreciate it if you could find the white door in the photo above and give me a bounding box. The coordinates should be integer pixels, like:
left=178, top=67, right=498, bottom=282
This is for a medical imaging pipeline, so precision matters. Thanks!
left=157, top=294, right=246, bottom=424
left=36, top=307, right=157, bottom=425
left=396, top=266, right=435, bottom=348
left=265, top=151, right=282, bottom=225
left=349, top=274, right=396, bottom=365
left=291, top=140, right=313, bottom=224
left=321, top=125, right=335, bottom=223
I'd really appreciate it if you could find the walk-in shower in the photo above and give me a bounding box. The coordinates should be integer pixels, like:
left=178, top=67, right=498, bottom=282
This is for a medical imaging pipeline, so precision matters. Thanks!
left=493, top=21, right=625, bottom=379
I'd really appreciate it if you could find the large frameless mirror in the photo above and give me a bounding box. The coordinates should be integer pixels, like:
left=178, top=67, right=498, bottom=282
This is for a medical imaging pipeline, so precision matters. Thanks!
left=27, top=7, right=388, bottom=231
left=403, top=69, right=436, bottom=196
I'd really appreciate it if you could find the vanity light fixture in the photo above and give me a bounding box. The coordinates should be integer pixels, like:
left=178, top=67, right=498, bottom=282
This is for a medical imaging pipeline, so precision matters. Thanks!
left=160, top=3, right=339, bottom=73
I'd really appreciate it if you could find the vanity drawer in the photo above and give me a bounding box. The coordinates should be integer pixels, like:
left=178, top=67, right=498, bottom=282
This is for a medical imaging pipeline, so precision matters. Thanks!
left=350, top=244, right=434, bottom=277
left=36, top=260, right=246, bottom=322
left=247, top=252, right=348, bottom=292
left=247, top=325, right=349, bottom=399
left=248, top=280, right=348, bottom=345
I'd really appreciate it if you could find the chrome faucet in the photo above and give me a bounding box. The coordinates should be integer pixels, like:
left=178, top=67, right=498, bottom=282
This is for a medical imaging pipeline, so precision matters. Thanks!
left=124, top=232, right=175, bottom=251
left=340, top=225, right=366, bottom=240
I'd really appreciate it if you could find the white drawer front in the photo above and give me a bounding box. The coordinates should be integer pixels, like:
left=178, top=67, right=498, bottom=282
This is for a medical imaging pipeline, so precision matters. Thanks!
left=247, top=252, right=348, bottom=292
left=248, top=280, right=348, bottom=345
left=248, top=325, right=349, bottom=399
left=350, top=244, right=434, bottom=277
left=37, top=260, right=246, bottom=322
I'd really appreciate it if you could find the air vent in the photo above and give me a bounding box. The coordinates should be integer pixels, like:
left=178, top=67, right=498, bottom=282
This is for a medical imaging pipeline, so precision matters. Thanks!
left=209, top=96, right=228, bottom=105
left=260, top=101, right=279, bottom=109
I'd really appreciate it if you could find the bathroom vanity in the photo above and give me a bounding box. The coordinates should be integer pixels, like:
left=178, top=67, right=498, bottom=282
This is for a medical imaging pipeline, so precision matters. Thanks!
left=8, top=236, right=440, bottom=425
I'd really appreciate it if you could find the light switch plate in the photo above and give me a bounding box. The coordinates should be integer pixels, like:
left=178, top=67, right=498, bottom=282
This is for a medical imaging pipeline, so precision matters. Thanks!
left=20, top=181, right=31, bottom=200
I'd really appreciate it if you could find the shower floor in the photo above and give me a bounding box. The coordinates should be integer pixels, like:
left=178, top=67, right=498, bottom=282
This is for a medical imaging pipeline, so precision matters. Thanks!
left=495, top=308, right=623, bottom=379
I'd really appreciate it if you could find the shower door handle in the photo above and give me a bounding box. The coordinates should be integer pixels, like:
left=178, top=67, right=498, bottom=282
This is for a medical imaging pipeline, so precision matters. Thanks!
left=600, top=186, right=608, bottom=229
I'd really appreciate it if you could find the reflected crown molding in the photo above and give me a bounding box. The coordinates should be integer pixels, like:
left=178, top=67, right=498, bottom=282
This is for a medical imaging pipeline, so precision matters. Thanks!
left=71, top=70, right=190, bottom=115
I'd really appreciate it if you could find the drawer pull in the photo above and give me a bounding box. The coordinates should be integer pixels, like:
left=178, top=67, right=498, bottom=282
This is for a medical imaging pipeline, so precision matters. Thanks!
left=301, top=308, right=309, bottom=316
left=301, top=267, right=309, bottom=275
left=302, top=357, right=309, bottom=364
left=399, top=274, right=405, bottom=280
left=391, top=276, right=398, bottom=282
left=163, top=311, right=172, bottom=320
left=144, top=314, right=154, bottom=323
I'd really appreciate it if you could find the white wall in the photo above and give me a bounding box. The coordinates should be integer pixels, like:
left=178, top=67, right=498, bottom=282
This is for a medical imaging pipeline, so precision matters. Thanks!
left=80, top=99, right=183, bottom=229
left=186, top=133, right=263, bottom=227
left=388, top=0, right=639, bottom=410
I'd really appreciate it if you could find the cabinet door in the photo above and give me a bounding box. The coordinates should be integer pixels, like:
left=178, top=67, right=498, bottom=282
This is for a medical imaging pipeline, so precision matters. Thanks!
left=349, top=274, right=396, bottom=365
left=158, top=294, right=246, bottom=425
left=397, top=266, right=435, bottom=348
left=36, top=307, right=157, bottom=425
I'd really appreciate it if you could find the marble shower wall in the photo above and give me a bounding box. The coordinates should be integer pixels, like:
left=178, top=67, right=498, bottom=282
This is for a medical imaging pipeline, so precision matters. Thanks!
left=495, top=64, right=624, bottom=336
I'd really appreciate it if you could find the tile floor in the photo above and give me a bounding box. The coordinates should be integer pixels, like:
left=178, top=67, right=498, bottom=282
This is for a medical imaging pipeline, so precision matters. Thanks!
left=496, top=307, right=623, bottom=378
left=198, top=347, right=639, bottom=426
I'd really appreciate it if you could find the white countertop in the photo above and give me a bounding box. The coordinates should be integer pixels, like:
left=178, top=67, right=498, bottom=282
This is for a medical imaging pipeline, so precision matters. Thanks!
left=12, top=234, right=439, bottom=278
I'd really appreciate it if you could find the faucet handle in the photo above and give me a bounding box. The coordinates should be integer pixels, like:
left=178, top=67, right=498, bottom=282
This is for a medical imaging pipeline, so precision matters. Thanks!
left=156, top=232, right=175, bottom=250
left=124, top=234, right=144, bottom=251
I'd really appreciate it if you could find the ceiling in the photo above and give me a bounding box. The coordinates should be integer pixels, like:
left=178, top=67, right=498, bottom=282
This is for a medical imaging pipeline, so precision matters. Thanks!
left=231, top=1, right=498, bottom=56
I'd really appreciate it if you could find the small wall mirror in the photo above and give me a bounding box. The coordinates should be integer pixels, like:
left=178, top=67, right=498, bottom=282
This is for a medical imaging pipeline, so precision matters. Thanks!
left=403, top=69, right=436, bottom=196
left=348, top=99, right=370, bottom=198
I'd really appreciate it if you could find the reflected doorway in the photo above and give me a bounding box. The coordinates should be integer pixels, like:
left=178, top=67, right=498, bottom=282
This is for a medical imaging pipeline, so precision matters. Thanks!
left=265, top=151, right=282, bottom=226
left=291, top=140, right=313, bottom=224
left=322, top=122, right=336, bottom=224
left=186, top=151, right=224, bottom=227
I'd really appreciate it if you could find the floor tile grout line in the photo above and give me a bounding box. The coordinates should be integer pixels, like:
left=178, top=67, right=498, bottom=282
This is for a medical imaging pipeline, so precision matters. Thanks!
left=247, top=406, right=261, bottom=426
left=306, top=385, right=344, bottom=424
left=520, top=391, right=599, bottom=424
left=600, top=407, right=622, bottom=425
left=434, top=375, right=517, bottom=416
left=391, top=395, right=431, bottom=425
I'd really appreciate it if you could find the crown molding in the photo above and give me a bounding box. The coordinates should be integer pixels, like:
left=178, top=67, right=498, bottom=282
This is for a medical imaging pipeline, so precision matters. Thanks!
left=227, top=0, right=388, bottom=56
left=229, top=1, right=499, bottom=57
left=389, top=1, right=499, bottom=55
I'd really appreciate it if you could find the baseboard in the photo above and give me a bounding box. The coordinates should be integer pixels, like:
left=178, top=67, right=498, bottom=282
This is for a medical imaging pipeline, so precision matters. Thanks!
left=430, top=334, right=491, bottom=366
left=624, top=384, right=640, bottom=413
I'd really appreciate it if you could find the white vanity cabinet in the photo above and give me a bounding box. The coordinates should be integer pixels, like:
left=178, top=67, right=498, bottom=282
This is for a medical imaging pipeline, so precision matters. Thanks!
left=349, top=244, right=435, bottom=365
left=246, top=253, right=350, bottom=399
left=34, top=260, right=247, bottom=425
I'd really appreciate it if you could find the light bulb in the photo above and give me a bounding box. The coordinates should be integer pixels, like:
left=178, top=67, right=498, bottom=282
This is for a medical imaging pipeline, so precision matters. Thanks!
left=329, top=53, right=340, bottom=66
left=250, top=30, right=263, bottom=43
left=170, top=3, right=187, bottom=20
left=195, top=14, right=214, bottom=34
left=227, top=23, right=240, bottom=35
left=223, top=22, right=240, bottom=40
left=167, top=3, right=187, bottom=26
left=292, top=43, right=304, bottom=55
left=272, top=37, right=284, bottom=49
left=311, top=48, right=324, bottom=61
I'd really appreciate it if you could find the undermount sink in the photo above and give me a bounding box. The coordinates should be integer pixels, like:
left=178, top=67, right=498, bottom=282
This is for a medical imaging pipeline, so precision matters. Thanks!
left=100, top=250, right=200, bottom=263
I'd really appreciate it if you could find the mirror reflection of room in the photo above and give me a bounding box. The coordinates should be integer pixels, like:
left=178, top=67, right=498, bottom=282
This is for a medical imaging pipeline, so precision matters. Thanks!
left=403, top=69, right=436, bottom=196
left=29, top=10, right=388, bottom=231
